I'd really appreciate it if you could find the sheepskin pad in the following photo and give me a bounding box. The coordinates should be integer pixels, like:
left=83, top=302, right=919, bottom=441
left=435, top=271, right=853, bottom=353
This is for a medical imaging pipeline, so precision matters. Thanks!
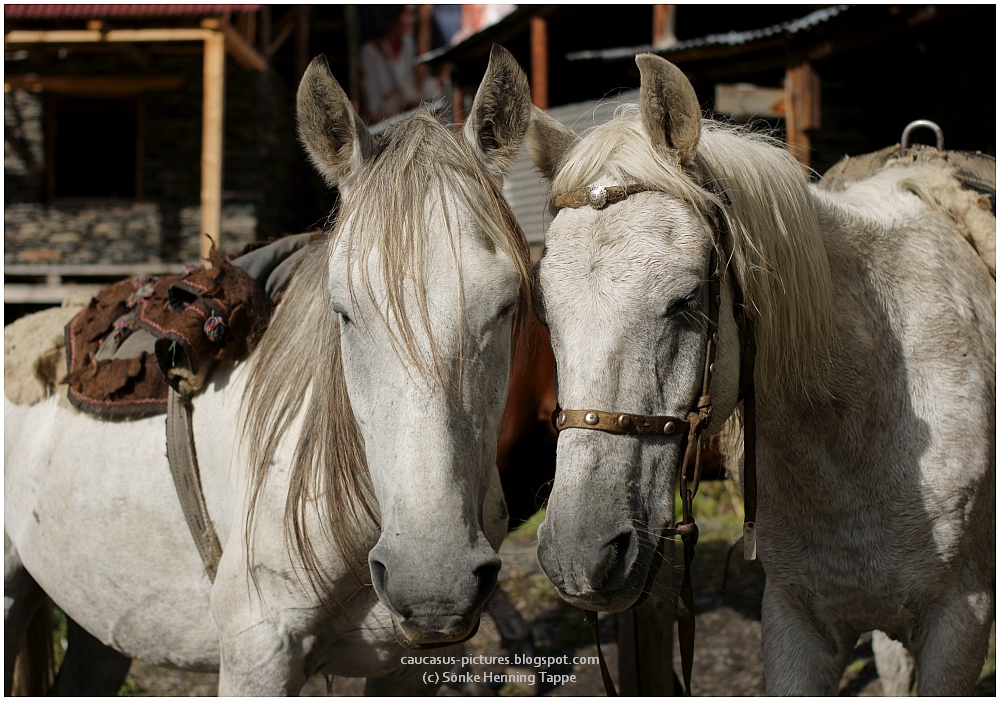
left=4, top=303, right=85, bottom=405
left=821, top=145, right=996, bottom=277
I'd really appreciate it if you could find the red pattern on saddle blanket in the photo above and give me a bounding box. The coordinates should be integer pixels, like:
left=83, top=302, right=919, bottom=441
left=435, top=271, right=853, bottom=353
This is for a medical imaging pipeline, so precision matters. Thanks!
left=63, top=247, right=269, bottom=417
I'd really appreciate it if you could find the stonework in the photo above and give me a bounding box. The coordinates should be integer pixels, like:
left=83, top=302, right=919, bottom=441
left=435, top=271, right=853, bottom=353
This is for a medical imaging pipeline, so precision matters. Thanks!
left=4, top=202, right=257, bottom=265
left=4, top=52, right=329, bottom=271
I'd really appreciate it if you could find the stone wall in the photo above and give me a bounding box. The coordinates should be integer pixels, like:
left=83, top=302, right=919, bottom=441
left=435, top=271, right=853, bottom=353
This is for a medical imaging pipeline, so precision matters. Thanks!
left=4, top=202, right=257, bottom=265
left=4, top=89, right=45, bottom=202
left=4, top=51, right=330, bottom=267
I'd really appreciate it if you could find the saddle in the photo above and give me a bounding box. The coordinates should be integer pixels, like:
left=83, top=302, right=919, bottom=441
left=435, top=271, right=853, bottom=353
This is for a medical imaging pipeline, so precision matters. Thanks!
left=62, top=233, right=312, bottom=417
left=57, top=233, right=314, bottom=581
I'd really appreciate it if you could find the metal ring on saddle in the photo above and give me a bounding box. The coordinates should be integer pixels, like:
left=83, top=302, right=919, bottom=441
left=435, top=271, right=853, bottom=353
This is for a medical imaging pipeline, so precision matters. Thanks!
left=901, top=119, right=944, bottom=154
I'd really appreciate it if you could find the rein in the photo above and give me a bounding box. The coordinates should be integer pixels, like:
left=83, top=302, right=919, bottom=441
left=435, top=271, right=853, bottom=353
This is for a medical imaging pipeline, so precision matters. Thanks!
left=549, top=182, right=758, bottom=696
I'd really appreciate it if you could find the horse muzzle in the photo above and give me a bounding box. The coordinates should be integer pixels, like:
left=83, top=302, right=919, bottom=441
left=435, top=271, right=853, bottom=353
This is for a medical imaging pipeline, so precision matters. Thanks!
left=368, top=538, right=500, bottom=646
left=536, top=507, right=661, bottom=612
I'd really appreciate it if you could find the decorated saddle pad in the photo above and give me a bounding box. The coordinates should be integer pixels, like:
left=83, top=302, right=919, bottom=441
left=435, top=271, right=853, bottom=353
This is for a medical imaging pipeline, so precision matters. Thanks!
left=62, top=234, right=311, bottom=417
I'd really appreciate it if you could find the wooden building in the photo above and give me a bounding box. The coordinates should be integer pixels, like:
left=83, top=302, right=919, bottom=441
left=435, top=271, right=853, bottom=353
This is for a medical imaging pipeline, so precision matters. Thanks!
left=4, top=4, right=350, bottom=308
left=422, top=4, right=994, bottom=247
left=6, top=5, right=994, bottom=305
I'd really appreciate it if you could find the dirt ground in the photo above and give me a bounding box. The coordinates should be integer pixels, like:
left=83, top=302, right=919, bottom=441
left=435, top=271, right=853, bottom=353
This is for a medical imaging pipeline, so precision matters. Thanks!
left=116, top=486, right=995, bottom=697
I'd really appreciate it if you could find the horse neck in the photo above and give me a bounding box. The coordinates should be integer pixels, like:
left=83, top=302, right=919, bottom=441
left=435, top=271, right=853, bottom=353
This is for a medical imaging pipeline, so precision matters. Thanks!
left=750, top=189, right=917, bottom=499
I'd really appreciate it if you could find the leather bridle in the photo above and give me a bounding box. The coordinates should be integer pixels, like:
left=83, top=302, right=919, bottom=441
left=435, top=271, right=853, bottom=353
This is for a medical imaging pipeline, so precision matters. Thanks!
left=546, top=181, right=758, bottom=696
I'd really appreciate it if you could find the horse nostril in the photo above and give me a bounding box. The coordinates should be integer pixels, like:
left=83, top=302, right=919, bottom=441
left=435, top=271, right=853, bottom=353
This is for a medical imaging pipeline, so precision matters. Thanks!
left=609, top=531, right=632, bottom=562
left=593, top=530, right=634, bottom=589
left=473, top=562, right=501, bottom=608
left=370, top=558, right=413, bottom=619
left=369, top=557, right=388, bottom=597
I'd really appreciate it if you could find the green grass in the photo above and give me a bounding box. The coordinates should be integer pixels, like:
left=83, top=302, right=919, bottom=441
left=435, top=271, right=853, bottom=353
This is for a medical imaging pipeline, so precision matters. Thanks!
left=118, top=675, right=140, bottom=696
left=499, top=681, right=532, bottom=696
left=510, top=508, right=545, bottom=538
left=979, top=640, right=996, bottom=690
left=51, top=606, right=67, bottom=667
left=675, top=479, right=746, bottom=539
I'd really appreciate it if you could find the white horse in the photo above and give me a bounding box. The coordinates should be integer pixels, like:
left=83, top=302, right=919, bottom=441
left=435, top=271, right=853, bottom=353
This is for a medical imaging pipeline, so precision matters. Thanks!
left=526, top=53, right=994, bottom=695
left=5, top=46, right=534, bottom=695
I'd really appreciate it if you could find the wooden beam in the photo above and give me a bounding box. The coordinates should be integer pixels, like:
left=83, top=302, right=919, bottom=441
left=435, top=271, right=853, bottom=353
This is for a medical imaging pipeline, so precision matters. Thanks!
left=200, top=31, right=226, bottom=265
left=784, top=62, right=821, bottom=170
left=530, top=16, right=548, bottom=109
left=715, top=83, right=785, bottom=119
left=221, top=21, right=267, bottom=71
left=4, top=75, right=184, bottom=95
left=258, top=5, right=271, bottom=54
left=652, top=5, right=676, bottom=48
left=235, top=10, right=256, bottom=47
left=4, top=28, right=213, bottom=44
left=264, top=8, right=298, bottom=59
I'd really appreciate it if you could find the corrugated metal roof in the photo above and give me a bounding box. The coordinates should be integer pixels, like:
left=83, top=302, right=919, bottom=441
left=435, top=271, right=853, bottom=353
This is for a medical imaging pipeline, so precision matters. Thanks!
left=418, top=6, right=550, bottom=65
left=567, top=5, right=850, bottom=62
left=5, top=5, right=260, bottom=20
left=504, top=90, right=639, bottom=245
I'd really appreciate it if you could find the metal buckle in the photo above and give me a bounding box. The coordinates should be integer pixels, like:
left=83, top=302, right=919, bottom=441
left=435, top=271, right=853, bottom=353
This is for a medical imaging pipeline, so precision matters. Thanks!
left=587, top=185, right=609, bottom=209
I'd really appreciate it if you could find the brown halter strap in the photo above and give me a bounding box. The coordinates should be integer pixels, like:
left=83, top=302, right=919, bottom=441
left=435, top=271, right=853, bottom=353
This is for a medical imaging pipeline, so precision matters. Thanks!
left=548, top=180, right=758, bottom=697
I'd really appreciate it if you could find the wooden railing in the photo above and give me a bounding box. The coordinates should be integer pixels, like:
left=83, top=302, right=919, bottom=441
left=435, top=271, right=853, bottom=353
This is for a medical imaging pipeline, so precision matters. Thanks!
left=4, top=263, right=189, bottom=304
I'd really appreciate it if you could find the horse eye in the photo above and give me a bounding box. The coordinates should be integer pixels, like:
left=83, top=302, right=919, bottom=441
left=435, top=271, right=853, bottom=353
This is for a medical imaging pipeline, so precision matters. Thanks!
left=498, top=301, right=516, bottom=319
left=665, top=292, right=698, bottom=317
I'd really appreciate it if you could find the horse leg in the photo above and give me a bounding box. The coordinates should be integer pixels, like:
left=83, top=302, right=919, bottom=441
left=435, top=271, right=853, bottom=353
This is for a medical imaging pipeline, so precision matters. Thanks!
left=365, top=667, right=439, bottom=696
left=49, top=617, right=132, bottom=695
left=618, top=544, right=675, bottom=695
left=913, top=581, right=993, bottom=695
left=872, top=630, right=915, bottom=696
left=5, top=533, right=53, bottom=696
left=212, top=551, right=309, bottom=695
left=364, top=649, right=459, bottom=696
left=760, top=583, right=856, bottom=695
left=485, top=587, right=533, bottom=656
left=216, top=619, right=307, bottom=695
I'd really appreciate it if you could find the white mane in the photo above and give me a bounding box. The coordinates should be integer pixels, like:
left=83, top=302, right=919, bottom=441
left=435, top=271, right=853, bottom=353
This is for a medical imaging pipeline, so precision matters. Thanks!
left=552, top=106, right=835, bottom=400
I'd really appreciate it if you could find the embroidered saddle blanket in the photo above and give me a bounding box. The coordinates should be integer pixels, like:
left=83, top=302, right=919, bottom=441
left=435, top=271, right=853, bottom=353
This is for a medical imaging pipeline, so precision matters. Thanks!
left=62, top=233, right=311, bottom=417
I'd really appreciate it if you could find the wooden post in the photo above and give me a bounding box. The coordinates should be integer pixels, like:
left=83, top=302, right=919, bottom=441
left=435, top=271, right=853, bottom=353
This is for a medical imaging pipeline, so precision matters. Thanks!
left=259, top=5, right=271, bottom=55
left=417, top=5, right=433, bottom=87
left=200, top=31, right=225, bottom=264
left=452, top=71, right=464, bottom=125
left=530, top=16, right=548, bottom=109
left=784, top=62, right=821, bottom=171
left=652, top=5, right=677, bottom=48
left=344, top=5, right=361, bottom=108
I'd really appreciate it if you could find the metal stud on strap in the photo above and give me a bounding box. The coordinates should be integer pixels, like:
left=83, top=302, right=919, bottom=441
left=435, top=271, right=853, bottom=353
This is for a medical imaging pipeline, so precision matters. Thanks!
left=552, top=408, right=690, bottom=436
left=588, top=185, right=609, bottom=209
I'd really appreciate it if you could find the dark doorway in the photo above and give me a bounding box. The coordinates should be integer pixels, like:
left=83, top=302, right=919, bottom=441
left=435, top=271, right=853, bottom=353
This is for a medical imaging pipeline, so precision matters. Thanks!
left=50, top=97, right=139, bottom=199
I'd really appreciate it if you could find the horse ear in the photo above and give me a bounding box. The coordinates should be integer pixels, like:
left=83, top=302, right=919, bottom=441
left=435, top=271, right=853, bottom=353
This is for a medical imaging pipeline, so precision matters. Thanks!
left=297, top=55, right=374, bottom=188
left=463, top=45, right=532, bottom=180
left=636, top=53, right=701, bottom=166
left=527, top=105, right=579, bottom=182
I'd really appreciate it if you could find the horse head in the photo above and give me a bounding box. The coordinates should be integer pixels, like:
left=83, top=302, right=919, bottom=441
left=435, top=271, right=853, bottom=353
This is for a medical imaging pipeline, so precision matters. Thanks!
left=289, top=46, right=532, bottom=645
left=526, top=54, right=744, bottom=611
